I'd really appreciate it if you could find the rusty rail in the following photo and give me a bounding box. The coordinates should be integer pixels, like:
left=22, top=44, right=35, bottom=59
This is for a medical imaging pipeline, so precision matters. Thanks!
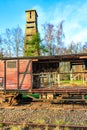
left=0, top=122, right=87, bottom=129
left=32, top=88, right=87, bottom=93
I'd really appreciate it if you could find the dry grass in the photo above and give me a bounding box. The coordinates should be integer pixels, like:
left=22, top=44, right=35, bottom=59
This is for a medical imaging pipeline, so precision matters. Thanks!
left=64, top=127, right=70, bottom=130
left=55, top=119, right=65, bottom=125
left=54, top=126, right=70, bottom=130
left=35, top=118, right=46, bottom=124
left=53, top=127, right=60, bottom=130
left=10, top=125, right=22, bottom=130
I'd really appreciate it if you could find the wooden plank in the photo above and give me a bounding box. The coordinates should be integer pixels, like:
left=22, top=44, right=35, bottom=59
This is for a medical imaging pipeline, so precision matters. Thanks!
left=19, top=59, right=32, bottom=89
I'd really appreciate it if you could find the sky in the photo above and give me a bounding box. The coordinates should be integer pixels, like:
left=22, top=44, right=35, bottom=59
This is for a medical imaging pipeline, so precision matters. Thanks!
left=0, top=0, right=87, bottom=45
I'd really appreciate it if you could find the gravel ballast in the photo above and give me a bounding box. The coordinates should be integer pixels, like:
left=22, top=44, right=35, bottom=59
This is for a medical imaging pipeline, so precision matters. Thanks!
left=0, top=103, right=87, bottom=126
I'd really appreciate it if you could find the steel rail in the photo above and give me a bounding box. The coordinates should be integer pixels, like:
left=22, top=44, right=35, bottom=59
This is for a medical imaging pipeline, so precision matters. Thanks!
left=0, top=122, right=87, bottom=129
left=32, top=88, right=87, bottom=93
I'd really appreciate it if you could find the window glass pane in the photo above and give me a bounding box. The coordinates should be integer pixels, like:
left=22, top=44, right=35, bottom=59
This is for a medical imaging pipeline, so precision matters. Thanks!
left=7, top=61, right=16, bottom=68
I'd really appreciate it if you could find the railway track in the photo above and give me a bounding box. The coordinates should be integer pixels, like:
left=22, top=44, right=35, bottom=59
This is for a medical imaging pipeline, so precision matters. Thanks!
left=1, top=101, right=87, bottom=110
left=1, top=102, right=87, bottom=129
left=0, top=122, right=87, bottom=130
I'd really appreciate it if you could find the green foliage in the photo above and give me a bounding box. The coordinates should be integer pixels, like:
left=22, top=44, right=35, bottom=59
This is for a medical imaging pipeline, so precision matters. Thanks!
left=0, top=123, right=4, bottom=127
left=24, top=32, right=41, bottom=56
left=25, top=32, right=48, bottom=56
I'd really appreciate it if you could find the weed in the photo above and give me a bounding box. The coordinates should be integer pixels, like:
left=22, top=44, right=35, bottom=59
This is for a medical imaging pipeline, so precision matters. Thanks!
left=35, top=118, right=45, bottom=124
left=55, top=119, right=65, bottom=125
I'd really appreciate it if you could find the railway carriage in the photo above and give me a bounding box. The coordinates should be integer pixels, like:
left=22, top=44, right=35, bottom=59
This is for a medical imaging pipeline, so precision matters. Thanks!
left=0, top=53, right=87, bottom=105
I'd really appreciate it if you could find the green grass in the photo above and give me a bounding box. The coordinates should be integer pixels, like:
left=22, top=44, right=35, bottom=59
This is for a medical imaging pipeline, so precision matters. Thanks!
left=60, top=80, right=86, bottom=85
left=60, top=80, right=70, bottom=83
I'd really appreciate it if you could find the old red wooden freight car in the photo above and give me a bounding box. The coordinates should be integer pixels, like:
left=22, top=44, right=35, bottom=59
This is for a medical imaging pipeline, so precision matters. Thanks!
left=0, top=53, right=87, bottom=105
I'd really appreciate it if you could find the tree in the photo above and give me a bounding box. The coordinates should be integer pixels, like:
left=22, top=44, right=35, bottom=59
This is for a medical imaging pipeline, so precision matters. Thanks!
left=43, top=23, right=55, bottom=55
left=0, top=35, right=3, bottom=57
left=12, top=26, right=24, bottom=57
left=83, top=42, right=87, bottom=53
left=0, top=26, right=24, bottom=57
left=67, top=41, right=83, bottom=54
left=55, top=20, right=65, bottom=55
left=3, top=28, right=12, bottom=57
left=24, top=32, right=42, bottom=56
left=42, top=21, right=65, bottom=56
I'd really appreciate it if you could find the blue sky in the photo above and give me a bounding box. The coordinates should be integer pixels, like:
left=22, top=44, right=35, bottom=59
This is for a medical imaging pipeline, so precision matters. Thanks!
left=0, top=0, right=87, bottom=44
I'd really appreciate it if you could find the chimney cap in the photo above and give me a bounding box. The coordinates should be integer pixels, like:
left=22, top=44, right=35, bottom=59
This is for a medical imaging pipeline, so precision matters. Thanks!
left=25, top=9, right=38, bottom=17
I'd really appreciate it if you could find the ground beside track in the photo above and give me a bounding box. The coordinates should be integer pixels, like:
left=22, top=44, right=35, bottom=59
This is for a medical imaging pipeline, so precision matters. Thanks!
left=0, top=102, right=87, bottom=127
